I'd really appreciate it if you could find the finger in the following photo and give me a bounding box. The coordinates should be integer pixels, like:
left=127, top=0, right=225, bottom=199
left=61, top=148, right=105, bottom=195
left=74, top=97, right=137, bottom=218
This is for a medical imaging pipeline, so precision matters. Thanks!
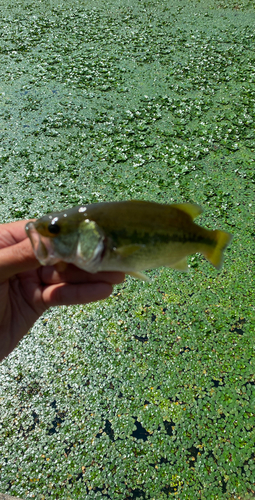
left=42, top=281, right=113, bottom=307
left=0, top=219, right=34, bottom=247
left=0, top=237, right=40, bottom=283
left=40, top=264, right=125, bottom=285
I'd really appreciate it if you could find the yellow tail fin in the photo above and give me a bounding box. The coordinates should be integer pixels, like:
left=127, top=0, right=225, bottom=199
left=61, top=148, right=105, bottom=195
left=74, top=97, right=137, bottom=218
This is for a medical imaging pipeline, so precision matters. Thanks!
left=204, top=230, right=233, bottom=270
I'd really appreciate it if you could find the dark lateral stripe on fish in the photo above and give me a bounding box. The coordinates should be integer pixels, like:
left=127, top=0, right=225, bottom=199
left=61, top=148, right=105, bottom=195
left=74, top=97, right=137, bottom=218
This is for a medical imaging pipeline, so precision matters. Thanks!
left=110, top=230, right=215, bottom=247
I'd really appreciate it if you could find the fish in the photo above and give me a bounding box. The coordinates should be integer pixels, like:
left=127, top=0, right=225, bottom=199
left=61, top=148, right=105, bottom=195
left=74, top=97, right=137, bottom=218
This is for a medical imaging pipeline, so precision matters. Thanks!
left=25, top=200, right=233, bottom=281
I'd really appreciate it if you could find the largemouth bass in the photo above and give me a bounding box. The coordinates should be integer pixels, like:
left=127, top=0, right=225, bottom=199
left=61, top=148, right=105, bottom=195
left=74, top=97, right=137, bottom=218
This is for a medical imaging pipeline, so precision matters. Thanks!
left=25, top=200, right=233, bottom=281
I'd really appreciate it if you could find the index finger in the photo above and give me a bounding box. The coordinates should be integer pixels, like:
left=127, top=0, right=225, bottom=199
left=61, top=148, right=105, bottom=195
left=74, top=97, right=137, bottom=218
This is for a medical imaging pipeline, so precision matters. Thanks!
left=40, top=265, right=125, bottom=285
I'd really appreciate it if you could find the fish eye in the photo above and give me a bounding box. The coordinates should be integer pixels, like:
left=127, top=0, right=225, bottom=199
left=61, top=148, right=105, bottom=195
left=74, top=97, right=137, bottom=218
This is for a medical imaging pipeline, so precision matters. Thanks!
left=48, top=223, right=60, bottom=234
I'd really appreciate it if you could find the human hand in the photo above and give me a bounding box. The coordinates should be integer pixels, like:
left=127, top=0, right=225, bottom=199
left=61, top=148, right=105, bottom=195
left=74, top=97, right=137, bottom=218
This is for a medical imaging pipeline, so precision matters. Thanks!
left=0, top=220, right=125, bottom=361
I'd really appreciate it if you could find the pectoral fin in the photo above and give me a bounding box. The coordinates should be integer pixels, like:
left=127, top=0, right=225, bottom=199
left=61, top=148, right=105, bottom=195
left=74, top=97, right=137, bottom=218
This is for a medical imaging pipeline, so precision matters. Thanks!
left=169, top=258, right=189, bottom=271
left=128, top=271, right=151, bottom=282
left=114, top=244, right=144, bottom=258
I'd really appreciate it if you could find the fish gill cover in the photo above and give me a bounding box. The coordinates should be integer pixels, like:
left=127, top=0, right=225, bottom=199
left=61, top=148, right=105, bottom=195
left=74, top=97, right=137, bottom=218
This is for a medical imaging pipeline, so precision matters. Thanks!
left=0, top=0, right=254, bottom=499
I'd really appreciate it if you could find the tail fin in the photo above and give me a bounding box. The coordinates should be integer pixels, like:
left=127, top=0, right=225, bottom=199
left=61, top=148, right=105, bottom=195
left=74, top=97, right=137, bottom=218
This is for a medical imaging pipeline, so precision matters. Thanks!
left=204, top=230, right=233, bottom=270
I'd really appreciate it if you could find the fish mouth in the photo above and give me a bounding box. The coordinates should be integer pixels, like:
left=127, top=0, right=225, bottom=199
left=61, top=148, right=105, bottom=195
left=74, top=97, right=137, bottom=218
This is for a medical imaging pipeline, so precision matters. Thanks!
left=25, top=221, right=62, bottom=266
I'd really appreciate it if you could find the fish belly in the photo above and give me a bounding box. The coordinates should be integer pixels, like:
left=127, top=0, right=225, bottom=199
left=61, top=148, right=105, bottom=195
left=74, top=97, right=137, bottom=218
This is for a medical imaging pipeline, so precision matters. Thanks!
left=97, top=241, right=198, bottom=273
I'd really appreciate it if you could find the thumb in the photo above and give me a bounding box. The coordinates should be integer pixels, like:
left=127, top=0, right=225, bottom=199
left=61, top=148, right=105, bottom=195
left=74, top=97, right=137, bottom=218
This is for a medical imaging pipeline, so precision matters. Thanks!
left=0, top=237, right=40, bottom=282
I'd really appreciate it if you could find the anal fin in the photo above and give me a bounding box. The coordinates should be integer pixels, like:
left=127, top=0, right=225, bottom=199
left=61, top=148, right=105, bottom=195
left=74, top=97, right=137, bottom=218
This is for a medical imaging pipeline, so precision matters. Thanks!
left=169, top=258, right=189, bottom=271
left=128, top=271, right=151, bottom=282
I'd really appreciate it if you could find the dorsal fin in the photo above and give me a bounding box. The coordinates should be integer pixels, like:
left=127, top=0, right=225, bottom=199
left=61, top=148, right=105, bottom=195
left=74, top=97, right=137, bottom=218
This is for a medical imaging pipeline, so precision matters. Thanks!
left=171, top=203, right=203, bottom=220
